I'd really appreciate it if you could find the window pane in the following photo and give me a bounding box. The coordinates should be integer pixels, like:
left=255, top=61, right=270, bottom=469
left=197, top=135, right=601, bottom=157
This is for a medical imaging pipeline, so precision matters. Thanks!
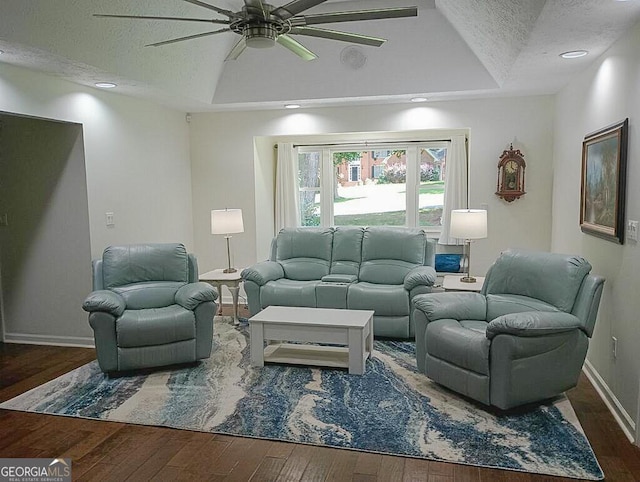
left=333, top=150, right=406, bottom=226
left=418, top=147, right=446, bottom=228
left=298, top=151, right=320, bottom=226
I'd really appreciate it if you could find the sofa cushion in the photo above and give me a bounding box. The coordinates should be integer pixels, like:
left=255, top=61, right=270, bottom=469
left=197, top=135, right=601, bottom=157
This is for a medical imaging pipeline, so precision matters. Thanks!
left=483, top=250, right=591, bottom=312
left=359, top=227, right=426, bottom=284
left=486, top=294, right=561, bottom=321
left=112, top=281, right=184, bottom=310
left=330, top=227, right=364, bottom=276
left=276, top=228, right=333, bottom=280
left=261, top=279, right=320, bottom=308
left=348, top=282, right=409, bottom=316
left=426, top=319, right=490, bottom=375
left=103, top=243, right=189, bottom=289
left=116, top=304, right=195, bottom=348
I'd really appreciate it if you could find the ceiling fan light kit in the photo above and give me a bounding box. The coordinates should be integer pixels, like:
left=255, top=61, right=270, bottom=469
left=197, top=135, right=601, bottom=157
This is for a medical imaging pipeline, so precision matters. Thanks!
left=96, top=0, right=418, bottom=61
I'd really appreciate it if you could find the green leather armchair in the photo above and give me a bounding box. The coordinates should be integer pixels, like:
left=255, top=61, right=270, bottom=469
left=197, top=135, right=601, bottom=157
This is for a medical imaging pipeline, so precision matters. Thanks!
left=413, top=249, right=605, bottom=410
left=83, top=243, right=218, bottom=374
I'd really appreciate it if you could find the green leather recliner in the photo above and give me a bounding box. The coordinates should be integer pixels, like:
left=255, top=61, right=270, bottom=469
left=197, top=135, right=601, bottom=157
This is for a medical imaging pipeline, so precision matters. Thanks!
left=82, top=243, right=218, bottom=374
left=413, top=249, right=605, bottom=410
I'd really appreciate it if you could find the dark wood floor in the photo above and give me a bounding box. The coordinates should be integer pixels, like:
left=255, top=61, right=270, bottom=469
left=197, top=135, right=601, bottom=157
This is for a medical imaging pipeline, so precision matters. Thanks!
left=1, top=306, right=639, bottom=481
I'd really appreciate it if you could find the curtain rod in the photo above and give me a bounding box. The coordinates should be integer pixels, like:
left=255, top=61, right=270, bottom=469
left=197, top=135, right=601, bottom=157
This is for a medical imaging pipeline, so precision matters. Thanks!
left=273, top=138, right=461, bottom=149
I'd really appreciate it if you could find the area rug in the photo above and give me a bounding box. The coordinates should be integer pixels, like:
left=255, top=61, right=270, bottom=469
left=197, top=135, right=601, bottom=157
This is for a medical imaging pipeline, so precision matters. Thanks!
left=0, top=320, right=603, bottom=480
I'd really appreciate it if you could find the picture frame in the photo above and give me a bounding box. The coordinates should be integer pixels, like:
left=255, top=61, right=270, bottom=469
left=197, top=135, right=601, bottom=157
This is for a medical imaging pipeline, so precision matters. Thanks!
left=580, top=118, right=629, bottom=244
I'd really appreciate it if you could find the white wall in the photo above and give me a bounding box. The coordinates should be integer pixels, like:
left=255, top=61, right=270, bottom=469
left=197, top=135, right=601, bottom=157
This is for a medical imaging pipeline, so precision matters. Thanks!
left=0, top=63, right=193, bottom=345
left=190, top=95, right=555, bottom=278
left=552, top=21, right=640, bottom=439
left=0, top=115, right=91, bottom=345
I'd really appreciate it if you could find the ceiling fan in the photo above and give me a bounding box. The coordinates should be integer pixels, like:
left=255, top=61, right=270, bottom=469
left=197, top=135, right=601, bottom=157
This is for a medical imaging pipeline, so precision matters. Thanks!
left=95, top=0, right=418, bottom=61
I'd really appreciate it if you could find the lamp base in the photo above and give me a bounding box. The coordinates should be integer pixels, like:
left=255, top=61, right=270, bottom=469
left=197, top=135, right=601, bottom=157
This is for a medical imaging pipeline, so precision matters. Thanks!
left=223, top=267, right=237, bottom=274
left=460, top=276, right=477, bottom=283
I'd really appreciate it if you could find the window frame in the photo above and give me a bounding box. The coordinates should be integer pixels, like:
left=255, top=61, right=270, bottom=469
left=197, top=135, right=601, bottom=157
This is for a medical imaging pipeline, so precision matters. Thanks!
left=298, top=141, right=449, bottom=232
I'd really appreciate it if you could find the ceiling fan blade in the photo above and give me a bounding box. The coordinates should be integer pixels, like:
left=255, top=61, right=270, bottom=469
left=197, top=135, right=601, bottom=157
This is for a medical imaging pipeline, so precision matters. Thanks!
left=244, top=0, right=268, bottom=19
left=290, top=7, right=418, bottom=26
left=94, top=14, right=229, bottom=25
left=225, top=37, right=247, bottom=61
left=181, top=0, right=238, bottom=18
left=276, top=35, right=318, bottom=61
left=146, top=28, right=231, bottom=47
left=290, top=27, right=385, bottom=47
left=272, top=0, right=327, bottom=20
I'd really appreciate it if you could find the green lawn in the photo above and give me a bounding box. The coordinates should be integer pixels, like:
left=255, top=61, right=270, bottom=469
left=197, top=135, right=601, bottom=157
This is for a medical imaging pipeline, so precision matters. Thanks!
left=419, top=181, right=444, bottom=195
left=334, top=207, right=443, bottom=227
left=399, top=181, right=445, bottom=195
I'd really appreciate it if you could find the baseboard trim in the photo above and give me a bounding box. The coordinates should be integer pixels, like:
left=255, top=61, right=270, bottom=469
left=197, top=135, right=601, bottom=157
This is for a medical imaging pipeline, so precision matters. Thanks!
left=3, top=332, right=94, bottom=348
left=582, top=359, right=636, bottom=444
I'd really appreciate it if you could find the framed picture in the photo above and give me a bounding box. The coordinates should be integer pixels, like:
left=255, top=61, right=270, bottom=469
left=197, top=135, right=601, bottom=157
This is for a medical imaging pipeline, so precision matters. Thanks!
left=580, top=118, right=629, bottom=244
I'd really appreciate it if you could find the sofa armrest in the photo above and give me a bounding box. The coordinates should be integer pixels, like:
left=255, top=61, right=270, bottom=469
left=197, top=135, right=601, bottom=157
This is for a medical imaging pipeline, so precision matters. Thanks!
left=176, top=282, right=218, bottom=310
left=82, top=290, right=126, bottom=317
left=413, top=292, right=486, bottom=322
left=404, top=266, right=437, bottom=290
left=241, top=261, right=284, bottom=286
left=486, top=311, right=583, bottom=340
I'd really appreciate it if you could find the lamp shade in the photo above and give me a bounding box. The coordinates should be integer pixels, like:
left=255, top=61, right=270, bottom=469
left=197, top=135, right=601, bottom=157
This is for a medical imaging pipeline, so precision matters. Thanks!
left=211, top=208, right=244, bottom=235
left=450, top=209, right=487, bottom=240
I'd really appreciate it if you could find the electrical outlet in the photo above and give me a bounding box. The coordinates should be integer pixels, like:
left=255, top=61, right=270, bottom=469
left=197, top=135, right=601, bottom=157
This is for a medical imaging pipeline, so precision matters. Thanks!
left=612, top=336, right=618, bottom=359
left=105, top=212, right=115, bottom=227
left=0, top=213, right=7, bottom=227
left=627, top=220, right=638, bottom=242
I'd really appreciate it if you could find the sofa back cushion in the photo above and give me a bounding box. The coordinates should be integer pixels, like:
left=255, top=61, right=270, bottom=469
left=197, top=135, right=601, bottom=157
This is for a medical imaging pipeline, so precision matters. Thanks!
left=102, top=243, right=189, bottom=289
left=359, top=227, right=427, bottom=284
left=330, top=227, right=364, bottom=276
left=276, top=228, right=333, bottom=281
left=112, top=281, right=185, bottom=310
left=483, top=249, right=592, bottom=313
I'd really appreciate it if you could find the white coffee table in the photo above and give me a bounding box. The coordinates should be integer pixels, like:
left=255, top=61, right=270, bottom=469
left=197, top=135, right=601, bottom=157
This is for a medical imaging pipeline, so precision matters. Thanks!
left=249, top=306, right=374, bottom=375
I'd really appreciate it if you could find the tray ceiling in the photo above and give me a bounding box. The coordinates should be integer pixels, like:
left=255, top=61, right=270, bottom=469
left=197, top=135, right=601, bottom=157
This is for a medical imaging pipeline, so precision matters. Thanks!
left=0, top=0, right=639, bottom=111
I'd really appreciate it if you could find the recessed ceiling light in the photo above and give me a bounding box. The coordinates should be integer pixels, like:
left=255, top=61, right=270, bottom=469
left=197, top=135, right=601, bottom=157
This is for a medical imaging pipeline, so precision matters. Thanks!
left=560, top=50, right=588, bottom=59
left=285, top=104, right=301, bottom=109
left=95, top=82, right=117, bottom=88
left=411, top=97, right=428, bottom=103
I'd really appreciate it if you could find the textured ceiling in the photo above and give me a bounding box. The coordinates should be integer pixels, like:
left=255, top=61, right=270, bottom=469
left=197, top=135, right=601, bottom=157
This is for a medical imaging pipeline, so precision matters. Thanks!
left=1, top=0, right=639, bottom=111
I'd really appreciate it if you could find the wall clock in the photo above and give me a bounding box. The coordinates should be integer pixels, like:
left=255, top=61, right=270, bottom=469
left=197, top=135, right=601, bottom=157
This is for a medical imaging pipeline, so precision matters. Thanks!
left=496, top=144, right=526, bottom=202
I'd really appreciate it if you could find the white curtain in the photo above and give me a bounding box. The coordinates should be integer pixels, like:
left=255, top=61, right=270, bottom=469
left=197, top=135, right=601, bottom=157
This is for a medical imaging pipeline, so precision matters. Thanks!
left=275, top=142, right=300, bottom=232
left=438, top=135, right=468, bottom=245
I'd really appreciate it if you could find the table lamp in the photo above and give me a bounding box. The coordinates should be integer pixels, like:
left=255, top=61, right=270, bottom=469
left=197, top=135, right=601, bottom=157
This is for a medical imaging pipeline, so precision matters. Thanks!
left=449, top=209, right=488, bottom=283
left=211, top=208, right=244, bottom=273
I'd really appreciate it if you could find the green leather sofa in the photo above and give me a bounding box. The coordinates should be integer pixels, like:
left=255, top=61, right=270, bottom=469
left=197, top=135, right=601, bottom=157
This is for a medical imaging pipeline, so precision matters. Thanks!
left=83, top=243, right=218, bottom=374
left=413, top=249, right=605, bottom=409
left=242, top=227, right=437, bottom=338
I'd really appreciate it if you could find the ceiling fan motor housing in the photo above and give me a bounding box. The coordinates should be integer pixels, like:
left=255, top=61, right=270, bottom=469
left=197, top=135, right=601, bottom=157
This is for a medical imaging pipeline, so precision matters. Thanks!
left=245, top=23, right=278, bottom=48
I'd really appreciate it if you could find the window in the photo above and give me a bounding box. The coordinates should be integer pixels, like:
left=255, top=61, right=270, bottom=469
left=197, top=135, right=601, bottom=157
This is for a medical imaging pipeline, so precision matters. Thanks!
left=298, top=142, right=448, bottom=230
left=348, top=162, right=361, bottom=182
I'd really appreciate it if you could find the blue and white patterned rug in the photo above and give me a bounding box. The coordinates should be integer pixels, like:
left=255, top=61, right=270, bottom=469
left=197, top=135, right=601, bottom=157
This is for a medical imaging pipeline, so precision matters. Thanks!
left=0, top=320, right=603, bottom=480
